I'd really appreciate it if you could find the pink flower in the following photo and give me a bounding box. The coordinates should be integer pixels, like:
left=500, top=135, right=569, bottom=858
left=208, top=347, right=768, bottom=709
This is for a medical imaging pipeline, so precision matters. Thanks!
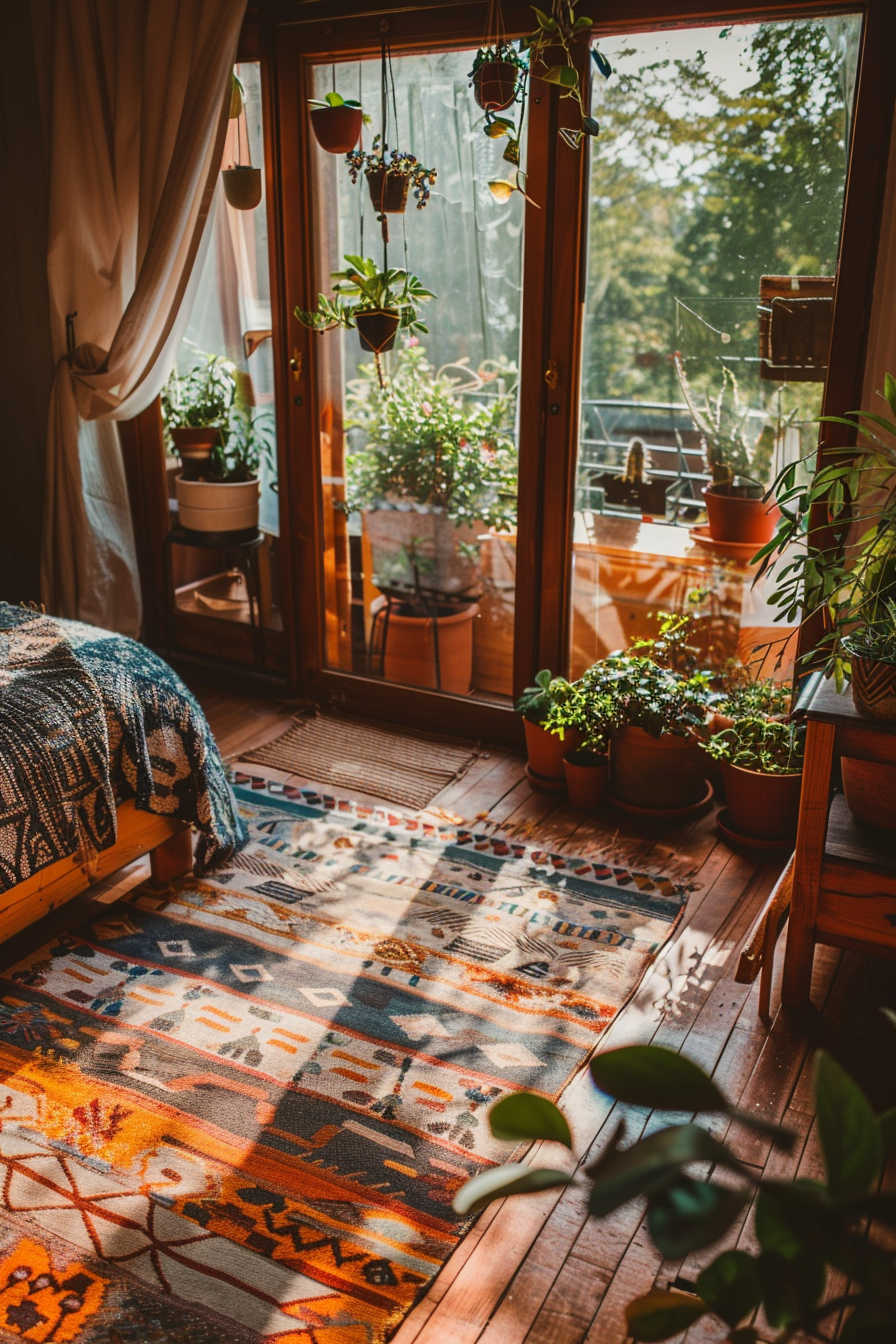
left=421, top=401, right=433, bottom=416
left=408, top=336, right=420, bottom=347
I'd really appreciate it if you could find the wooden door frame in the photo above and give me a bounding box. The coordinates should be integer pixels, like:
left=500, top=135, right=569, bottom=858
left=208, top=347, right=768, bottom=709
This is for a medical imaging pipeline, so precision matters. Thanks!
left=261, top=0, right=894, bottom=740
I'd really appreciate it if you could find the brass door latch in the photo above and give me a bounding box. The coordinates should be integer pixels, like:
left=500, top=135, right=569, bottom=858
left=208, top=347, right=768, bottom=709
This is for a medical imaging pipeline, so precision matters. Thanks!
left=290, top=349, right=303, bottom=382
left=544, top=359, right=559, bottom=389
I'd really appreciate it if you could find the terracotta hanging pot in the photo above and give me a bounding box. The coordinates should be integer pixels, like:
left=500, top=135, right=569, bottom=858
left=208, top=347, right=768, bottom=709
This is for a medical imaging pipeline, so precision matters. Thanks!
left=720, top=762, right=802, bottom=842
left=563, top=749, right=609, bottom=810
left=703, top=485, right=780, bottom=547
left=382, top=601, right=478, bottom=695
left=355, top=308, right=401, bottom=354
left=609, top=727, right=708, bottom=811
left=844, top=644, right=896, bottom=721
left=222, top=166, right=262, bottom=210
left=366, top=168, right=409, bottom=214
left=310, top=104, right=363, bottom=154
left=169, top=426, right=222, bottom=477
left=523, top=720, right=581, bottom=786
left=473, top=60, right=520, bottom=112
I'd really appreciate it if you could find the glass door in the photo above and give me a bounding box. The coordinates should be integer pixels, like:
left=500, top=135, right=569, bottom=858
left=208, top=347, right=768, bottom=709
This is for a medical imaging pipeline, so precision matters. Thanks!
left=568, top=14, right=861, bottom=683
left=303, top=44, right=526, bottom=706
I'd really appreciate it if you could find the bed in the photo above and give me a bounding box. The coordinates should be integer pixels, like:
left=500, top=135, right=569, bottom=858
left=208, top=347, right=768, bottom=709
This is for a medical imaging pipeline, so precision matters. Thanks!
left=0, top=603, right=245, bottom=941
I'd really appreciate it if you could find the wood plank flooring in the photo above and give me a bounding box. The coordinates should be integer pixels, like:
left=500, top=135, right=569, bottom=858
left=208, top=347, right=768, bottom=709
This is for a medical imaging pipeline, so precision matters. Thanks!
left=6, top=672, right=894, bottom=1344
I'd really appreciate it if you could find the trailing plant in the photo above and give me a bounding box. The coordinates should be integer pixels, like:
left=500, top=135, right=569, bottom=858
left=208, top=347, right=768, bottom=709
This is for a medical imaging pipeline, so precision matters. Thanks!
left=346, top=138, right=437, bottom=209
left=343, top=345, right=517, bottom=531
left=470, top=41, right=528, bottom=83
left=704, top=716, right=806, bottom=775
left=295, top=255, right=434, bottom=338
left=522, top=1, right=612, bottom=149
left=516, top=669, right=576, bottom=730
left=714, top=672, right=792, bottom=721
left=161, top=350, right=237, bottom=439
left=755, top=374, right=896, bottom=687
left=675, top=354, right=789, bottom=490
left=453, top=1033, right=896, bottom=1344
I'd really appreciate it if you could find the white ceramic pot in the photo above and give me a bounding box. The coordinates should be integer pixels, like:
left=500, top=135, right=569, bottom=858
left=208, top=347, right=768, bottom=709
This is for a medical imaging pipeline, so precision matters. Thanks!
left=175, top=475, right=260, bottom=534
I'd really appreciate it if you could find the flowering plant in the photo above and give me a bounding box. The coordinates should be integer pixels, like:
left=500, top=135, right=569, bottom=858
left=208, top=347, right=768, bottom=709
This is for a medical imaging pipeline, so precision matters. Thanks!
left=343, top=345, right=517, bottom=531
left=346, top=137, right=437, bottom=209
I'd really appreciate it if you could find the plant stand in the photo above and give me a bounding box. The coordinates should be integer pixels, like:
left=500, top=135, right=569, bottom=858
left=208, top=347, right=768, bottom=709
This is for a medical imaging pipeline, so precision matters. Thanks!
left=369, top=591, right=477, bottom=694
left=782, top=674, right=896, bottom=1008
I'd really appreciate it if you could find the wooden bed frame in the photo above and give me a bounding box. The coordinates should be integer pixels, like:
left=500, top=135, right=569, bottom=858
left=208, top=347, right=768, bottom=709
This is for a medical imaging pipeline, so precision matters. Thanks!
left=0, top=802, right=192, bottom=944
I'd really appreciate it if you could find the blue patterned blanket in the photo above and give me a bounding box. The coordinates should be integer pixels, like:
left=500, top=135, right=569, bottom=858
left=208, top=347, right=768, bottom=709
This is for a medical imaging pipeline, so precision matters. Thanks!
left=0, top=605, right=246, bottom=891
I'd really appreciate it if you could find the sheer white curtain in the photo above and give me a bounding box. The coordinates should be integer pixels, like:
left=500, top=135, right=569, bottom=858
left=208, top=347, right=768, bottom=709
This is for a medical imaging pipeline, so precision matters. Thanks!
left=32, top=0, right=247, bottom=633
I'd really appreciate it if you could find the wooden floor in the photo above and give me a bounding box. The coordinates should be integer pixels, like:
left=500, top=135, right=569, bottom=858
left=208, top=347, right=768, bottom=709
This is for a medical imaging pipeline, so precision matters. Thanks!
left=8, top=672, right=895, bottom=1344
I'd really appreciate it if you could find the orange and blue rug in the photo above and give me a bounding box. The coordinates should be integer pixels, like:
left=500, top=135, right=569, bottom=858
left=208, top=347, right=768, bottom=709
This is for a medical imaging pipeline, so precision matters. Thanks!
left=0, top=773, right=688, bottom=1343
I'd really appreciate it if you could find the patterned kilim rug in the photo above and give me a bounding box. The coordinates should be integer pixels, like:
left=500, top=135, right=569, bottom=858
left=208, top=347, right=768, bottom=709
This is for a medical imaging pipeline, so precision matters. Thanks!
left=0, top=772, right=689, bottom=1344
left=242, top=713, right=480, bottom=810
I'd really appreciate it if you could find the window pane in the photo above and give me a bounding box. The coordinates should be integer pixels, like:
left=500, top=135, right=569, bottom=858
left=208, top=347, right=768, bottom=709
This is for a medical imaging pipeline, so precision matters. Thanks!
left=308, top=48, right=524, bottom=701
left=571, top=15, right=861, bottom=681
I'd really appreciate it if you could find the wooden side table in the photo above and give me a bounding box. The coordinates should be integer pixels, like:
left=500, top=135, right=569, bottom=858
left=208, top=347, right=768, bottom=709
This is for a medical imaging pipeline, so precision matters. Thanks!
left=783, top=676, right=896, bottom=1007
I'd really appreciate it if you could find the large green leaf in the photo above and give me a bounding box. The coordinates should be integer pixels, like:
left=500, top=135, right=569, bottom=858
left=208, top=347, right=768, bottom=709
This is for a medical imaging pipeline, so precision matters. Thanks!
left=647, top=1177, right=748, bottom=1257
left=625, top=1291, right=707, bottom=1342
left=587, top=1122, right=744, bottom=1218
left=590, top=1045, right=728, bottom=1113
left=814, top=1052, right=883, bottom=1199
left=881, top=372, right=896, bottom=420
left=754, top=1180, right=830, bottom=1259
left=697, top=1250, right=764, bottom=1328
left=451, top=1163, right=571, bottom=1216
left=488, top=1093, right=572, bottom=1148
left=541, top=64, right=580, bottom=88
left=757, top=1248, right=826, bottom=1329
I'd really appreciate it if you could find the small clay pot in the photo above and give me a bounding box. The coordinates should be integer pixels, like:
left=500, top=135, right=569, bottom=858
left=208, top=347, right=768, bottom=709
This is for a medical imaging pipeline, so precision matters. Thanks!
left=563, top=750, right=609, bottom=809
left=720, top=762, right=802, bottom=842
left=610, top=726, right=707, bottom=810
left=473, top=60, right=520, bottom=112
left=703, top=485, right=780, bottom=547
left=222, top=166, right=262, bottom=210
left=845, top=647, right=896, bottom=721
left=310, top=104, right=363, bottom=154
left=355, top=308, right=401, bottom=354
left=523, top=720, right=582, bottom=784
left=366, top=168, right=409, bottom=214
left=170, top=426, right=222, bottom=476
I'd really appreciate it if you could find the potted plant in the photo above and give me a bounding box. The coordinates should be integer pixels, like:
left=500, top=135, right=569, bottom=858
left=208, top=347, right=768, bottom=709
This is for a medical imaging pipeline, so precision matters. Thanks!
left=346, top=346, right=517, bottom=695
left=521, top=0, right=610, bottom=150
left=160, top=350, right=238, bottom=476
left=675, top=355, right=792, bottom=547
left=308, top=91, right=366, bottom=154
left=346, top=139, right=437, bottom=242
left=704, top=715, right=805, bottom=845
left=516, top=670, right=581, bottom=789
left=469, top=41, right=528, bottom=113
left=592, top=437, right=677, bottom=517
left=295, top=255, right=434, bottom=374
left=222, top=70, right=261, bottom=210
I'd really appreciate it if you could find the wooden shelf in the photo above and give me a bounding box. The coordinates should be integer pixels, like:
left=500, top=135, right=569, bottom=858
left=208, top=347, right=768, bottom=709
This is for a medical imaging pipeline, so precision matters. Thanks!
left=825, top=791, right=896, bottom=872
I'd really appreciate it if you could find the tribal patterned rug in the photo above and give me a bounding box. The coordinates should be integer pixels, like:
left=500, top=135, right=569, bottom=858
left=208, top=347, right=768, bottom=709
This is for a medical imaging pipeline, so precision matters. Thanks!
left=0, top=773, right=688, bottom=1343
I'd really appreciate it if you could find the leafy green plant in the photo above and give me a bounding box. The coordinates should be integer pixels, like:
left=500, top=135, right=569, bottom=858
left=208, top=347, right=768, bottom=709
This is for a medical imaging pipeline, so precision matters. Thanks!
left=453, top=1036, right=896, bottom=1343
left=522, top=1, right=612, bottom=149
left=756, top=374, right=896, bottom=687
left=515, top=669, right=576, bottom=730
left=714, top=673, right=792, bottom=720
left=207, top=404, right=275, bottom=484
left=704, top=716, right=805, bottom=775
left=344, top=345, right=517, bottom=531
left=161, top=351, right=237, bottom=435
left=581, top=653, right=713, bottom=738
left=346, top=138, right=437, bottom=209
left=843, top=617, right=896, bottom=667
left=295, top=255, right=435, bottom=339
left=675, top=355, right=787, bottom=491
left=308, top=90, right=368, bottom=121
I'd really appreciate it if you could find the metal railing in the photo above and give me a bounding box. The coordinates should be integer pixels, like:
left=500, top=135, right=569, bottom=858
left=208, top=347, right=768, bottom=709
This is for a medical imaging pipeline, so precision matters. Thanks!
left=578, top=398, right=709, bottom=517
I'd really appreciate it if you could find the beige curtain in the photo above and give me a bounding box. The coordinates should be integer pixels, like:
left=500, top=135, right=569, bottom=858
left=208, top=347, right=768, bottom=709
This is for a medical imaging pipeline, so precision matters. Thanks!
left=33, top=0, right=247, bottom=632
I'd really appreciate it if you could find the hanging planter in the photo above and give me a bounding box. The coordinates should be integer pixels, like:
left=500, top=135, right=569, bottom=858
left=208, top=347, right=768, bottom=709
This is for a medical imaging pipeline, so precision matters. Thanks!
left=347, top=141, right=436, bottom=243
left=355, top=308, right=401, bottom=354
left=471, top=44, right=526, bottom=113
left=309, top=91, right=365, bottom=154
left=222, top=67, right=262, bottom=211
left=365, top=166, right=410, bottom=215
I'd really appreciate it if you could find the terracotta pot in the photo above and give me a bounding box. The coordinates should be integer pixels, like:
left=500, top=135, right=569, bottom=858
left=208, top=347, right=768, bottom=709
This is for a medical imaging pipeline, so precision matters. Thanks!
left=382, top=602, right=478, bottom=695
left=170, top=426, right=222, bottom=475
left=523, top=719, right=582, bottom=782
left=473, top=60, right=520, bottom=112
left=366, top=168, right=409, bottom=214
left=841, top=757, right=896, bottom=831
left=563, top=750, right=609, bottom=810
left=310, top=104, right=363, bottom=154
left=355, top=309, right=400, bottom=354
left=222, top=166, right=262, bottom=210
left=720, top=761, right=802, bottom=842
left=610, top=727, right=707, bottom=810
left=847, top=649, right=896, bottom=721
left=703, top=486, right=780, bottom=547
